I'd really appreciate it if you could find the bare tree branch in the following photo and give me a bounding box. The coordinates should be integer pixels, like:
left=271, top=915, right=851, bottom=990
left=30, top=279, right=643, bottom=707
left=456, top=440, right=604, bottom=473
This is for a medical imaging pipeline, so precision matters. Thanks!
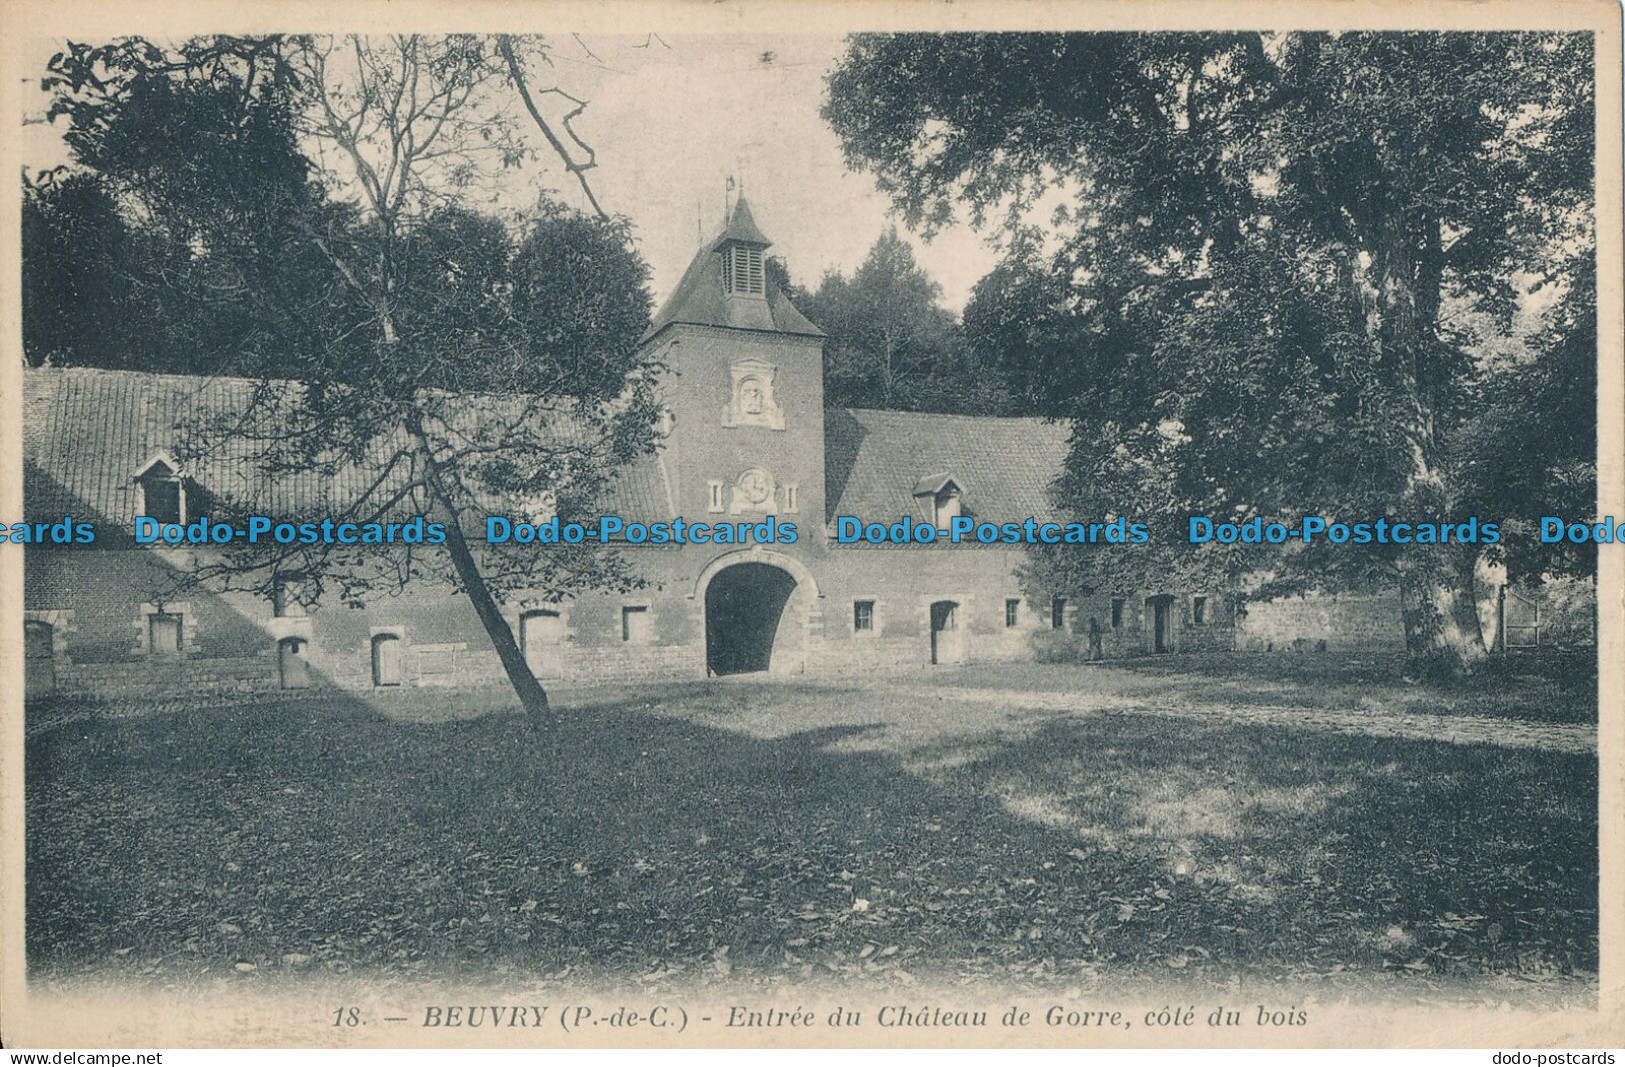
left=497, top=35, right=608, bottom=221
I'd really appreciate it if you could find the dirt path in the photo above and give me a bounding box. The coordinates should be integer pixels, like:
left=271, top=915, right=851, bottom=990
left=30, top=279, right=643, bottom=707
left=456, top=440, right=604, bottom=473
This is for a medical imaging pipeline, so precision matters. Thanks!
left=890, top=685, right=1597, bottom=756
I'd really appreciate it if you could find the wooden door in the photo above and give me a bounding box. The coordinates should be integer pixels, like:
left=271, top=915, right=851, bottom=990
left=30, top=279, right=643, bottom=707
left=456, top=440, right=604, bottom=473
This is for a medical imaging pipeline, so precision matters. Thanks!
left=372, top=634, right=403, bottom=686
left=520, top=610, right=564, bottom=679
left=1152, top=599, right=1171, bottom=653
left=149, top=613, right=182, bottom=656
left=279, top=638, right=310, bottom=689
left=930, top=600, right=962, bottom=665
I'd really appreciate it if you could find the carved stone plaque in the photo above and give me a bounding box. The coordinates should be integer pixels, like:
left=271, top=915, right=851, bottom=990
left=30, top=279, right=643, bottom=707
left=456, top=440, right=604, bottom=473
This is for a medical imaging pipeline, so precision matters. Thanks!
left=729, top=467, right=778, bottom=515
left=721, top=358, right=785, bottom=430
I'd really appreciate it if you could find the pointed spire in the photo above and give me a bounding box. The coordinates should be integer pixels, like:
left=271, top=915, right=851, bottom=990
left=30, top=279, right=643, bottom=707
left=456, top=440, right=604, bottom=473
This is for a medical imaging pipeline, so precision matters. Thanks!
left=716, top=196, right=771, bottom=248
left=639, top=194, right=824, bottom=343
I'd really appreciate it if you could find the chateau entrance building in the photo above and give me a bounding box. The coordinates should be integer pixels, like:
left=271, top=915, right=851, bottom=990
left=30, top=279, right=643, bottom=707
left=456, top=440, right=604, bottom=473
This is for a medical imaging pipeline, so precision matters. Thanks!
left=21, top=199, right=1405, bottom=701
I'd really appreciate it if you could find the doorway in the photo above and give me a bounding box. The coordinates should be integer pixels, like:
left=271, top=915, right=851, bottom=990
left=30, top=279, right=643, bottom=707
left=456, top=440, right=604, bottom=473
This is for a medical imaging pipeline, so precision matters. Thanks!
left=371, top=633, right=403, bottom=686
left=930, top=600, right=963, bottom=665
left=278, top=637, right=311, bottom=689
left=705, top=562, right=798, bottom=675
left=25, top=620, right=55, bottom=698
left=520, top=609, right=565, bottom=678
left=1146, top=595, right=1175, bottom=653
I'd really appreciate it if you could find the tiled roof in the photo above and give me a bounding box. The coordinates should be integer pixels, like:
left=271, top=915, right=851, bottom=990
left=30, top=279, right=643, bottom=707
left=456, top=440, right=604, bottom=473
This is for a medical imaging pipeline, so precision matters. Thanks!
left=716, top=196, right=771, bottom=247
left=824, top=408, right=1072, bottom=525
left=23, top=368, right=1071, bottom=539
left=641, top=205, right=824, bottom=343
left=22, top=368, right=673, bottom=533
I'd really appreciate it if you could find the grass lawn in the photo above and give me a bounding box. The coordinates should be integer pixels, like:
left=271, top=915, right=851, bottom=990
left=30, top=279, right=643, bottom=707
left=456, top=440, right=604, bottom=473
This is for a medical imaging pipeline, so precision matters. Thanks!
left=26, top=659, right=1597, bottom=1002
left=933, top=650, right=1599, bottom=724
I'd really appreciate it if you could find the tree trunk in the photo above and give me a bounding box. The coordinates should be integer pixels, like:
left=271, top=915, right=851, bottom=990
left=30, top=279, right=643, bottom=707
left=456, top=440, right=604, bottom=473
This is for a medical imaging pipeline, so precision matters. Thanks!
left=1395, top=544, right=1487, bottom=672
left=1367, top=213, right=1486, bottom=672
left=407, top=410, right=553, bottom=722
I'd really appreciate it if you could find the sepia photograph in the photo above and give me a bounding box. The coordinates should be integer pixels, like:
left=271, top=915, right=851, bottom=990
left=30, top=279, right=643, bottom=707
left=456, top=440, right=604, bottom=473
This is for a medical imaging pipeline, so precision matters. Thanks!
left=2, top=0, right=1620, bottom=1051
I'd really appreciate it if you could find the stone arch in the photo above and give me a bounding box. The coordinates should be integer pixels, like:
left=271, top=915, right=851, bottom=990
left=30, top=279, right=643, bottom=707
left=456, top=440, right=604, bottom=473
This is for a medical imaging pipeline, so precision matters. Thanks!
left=692, top=547, right=821, bottom=602
left=695, top=548, right=821, bottom=676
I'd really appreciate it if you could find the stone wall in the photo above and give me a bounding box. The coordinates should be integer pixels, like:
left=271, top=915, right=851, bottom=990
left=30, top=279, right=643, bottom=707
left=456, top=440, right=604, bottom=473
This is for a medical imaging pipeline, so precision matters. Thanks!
left=1235, top=591, right=1406, bottom=652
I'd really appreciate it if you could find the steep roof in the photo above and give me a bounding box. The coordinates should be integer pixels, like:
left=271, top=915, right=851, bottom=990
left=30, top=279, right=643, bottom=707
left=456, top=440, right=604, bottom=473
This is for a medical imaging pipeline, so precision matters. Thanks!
left=22, top=367, right=674, bottom=533
left=824, top=408, right=1073, bottom=525
left=716, top=196, right=771, bottom=246
left=641, top=201, right=825, bottom=343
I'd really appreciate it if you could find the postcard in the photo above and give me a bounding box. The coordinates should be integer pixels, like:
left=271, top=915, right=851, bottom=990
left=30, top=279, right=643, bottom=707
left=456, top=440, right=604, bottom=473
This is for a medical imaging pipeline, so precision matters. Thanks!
left=2, top=0, right=1620, bottom=1050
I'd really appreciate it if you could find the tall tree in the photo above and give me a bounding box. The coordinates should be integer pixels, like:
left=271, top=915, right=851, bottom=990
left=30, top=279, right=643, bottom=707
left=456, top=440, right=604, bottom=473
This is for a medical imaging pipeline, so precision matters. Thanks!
left=41, top=34, right=655, bottom=719
left=828, top=31, right=1595, bottom=668
left=22, top=170, right=153, bottom=369
left=1457, top=260, right=1599, bottom=585
left=795, top=229, right=1015, bottom=414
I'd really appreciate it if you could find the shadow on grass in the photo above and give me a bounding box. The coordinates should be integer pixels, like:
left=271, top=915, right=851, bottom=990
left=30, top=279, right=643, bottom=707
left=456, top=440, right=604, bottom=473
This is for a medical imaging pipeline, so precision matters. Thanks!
left=953, top=714, right=1596, bottom=984
left=26, top=684, right=1597, bottom=999
left=920, top=652, right=1599, bottom=725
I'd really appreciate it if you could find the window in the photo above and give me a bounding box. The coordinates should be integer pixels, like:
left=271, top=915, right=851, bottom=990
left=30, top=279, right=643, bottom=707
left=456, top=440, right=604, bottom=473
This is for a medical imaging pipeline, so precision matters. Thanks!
left=622, top=605, right=651, bottom=643
left=913, top=475, right=966, bottom=529
left=784, top=484, right=799, bottom=513
left=1111, top=597, right=1125, bottom=629
left=853, top=600, right=875, bottom=632
left=1192, top=596, right=1208, bottom=626
left=1005, top=598, right=1021, bottom=628
left=1051, top=597, right=1067, bottom=630
left=149, top=613, right=182, bottom=656
left=371, top=633, right=403, bottom=686
left=416, top=647, right=455, bottom=677
left=137, top=461, right=184, bottom=525
left=273, top=574, right=307, bottom=618
left=723, top=245, right=765, bottom=296
left=707, top=481, right=725, bottom=513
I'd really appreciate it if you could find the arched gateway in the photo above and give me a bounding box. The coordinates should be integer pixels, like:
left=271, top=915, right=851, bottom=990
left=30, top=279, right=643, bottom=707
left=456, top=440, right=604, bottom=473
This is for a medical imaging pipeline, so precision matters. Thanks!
left=705, top=563, right=795, bottom=674
left=696, top=549, right=820, bottom=676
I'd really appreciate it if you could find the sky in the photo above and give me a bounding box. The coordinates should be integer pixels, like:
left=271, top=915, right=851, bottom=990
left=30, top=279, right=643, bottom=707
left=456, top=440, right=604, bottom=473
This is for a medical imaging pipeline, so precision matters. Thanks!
left=534, top=34, right=1001, bottom=311
left=19, top=33, right=1004, bottom=314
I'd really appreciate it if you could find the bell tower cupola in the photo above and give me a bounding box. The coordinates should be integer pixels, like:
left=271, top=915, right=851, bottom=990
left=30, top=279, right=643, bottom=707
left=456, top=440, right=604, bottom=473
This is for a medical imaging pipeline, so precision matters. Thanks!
left=637, top=193, right=828, bottom=544
left=715, top=197, right=773, bottom=329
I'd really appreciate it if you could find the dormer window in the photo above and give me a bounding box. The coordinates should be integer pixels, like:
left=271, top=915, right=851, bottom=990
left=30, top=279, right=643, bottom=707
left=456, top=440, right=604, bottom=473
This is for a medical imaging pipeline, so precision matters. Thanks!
left=723, top=244, right=765, bottom=297
left=135, top=456, right=186, bottom=525
left=913, top=473, right=965, bottom=530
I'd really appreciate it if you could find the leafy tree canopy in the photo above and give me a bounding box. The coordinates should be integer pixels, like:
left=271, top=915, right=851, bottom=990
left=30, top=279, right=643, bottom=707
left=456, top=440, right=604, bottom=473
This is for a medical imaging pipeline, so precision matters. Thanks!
left=35, top=34, right=655, bottom=716
left=780, top=229, right=1016, bottom=414
left=827, top=31, right=1596, bottom=666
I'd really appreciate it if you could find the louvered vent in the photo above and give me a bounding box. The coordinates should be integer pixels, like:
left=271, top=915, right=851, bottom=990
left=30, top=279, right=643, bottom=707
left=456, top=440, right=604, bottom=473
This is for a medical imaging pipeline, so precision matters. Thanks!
left=725, top=245, right=765, bottom=297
